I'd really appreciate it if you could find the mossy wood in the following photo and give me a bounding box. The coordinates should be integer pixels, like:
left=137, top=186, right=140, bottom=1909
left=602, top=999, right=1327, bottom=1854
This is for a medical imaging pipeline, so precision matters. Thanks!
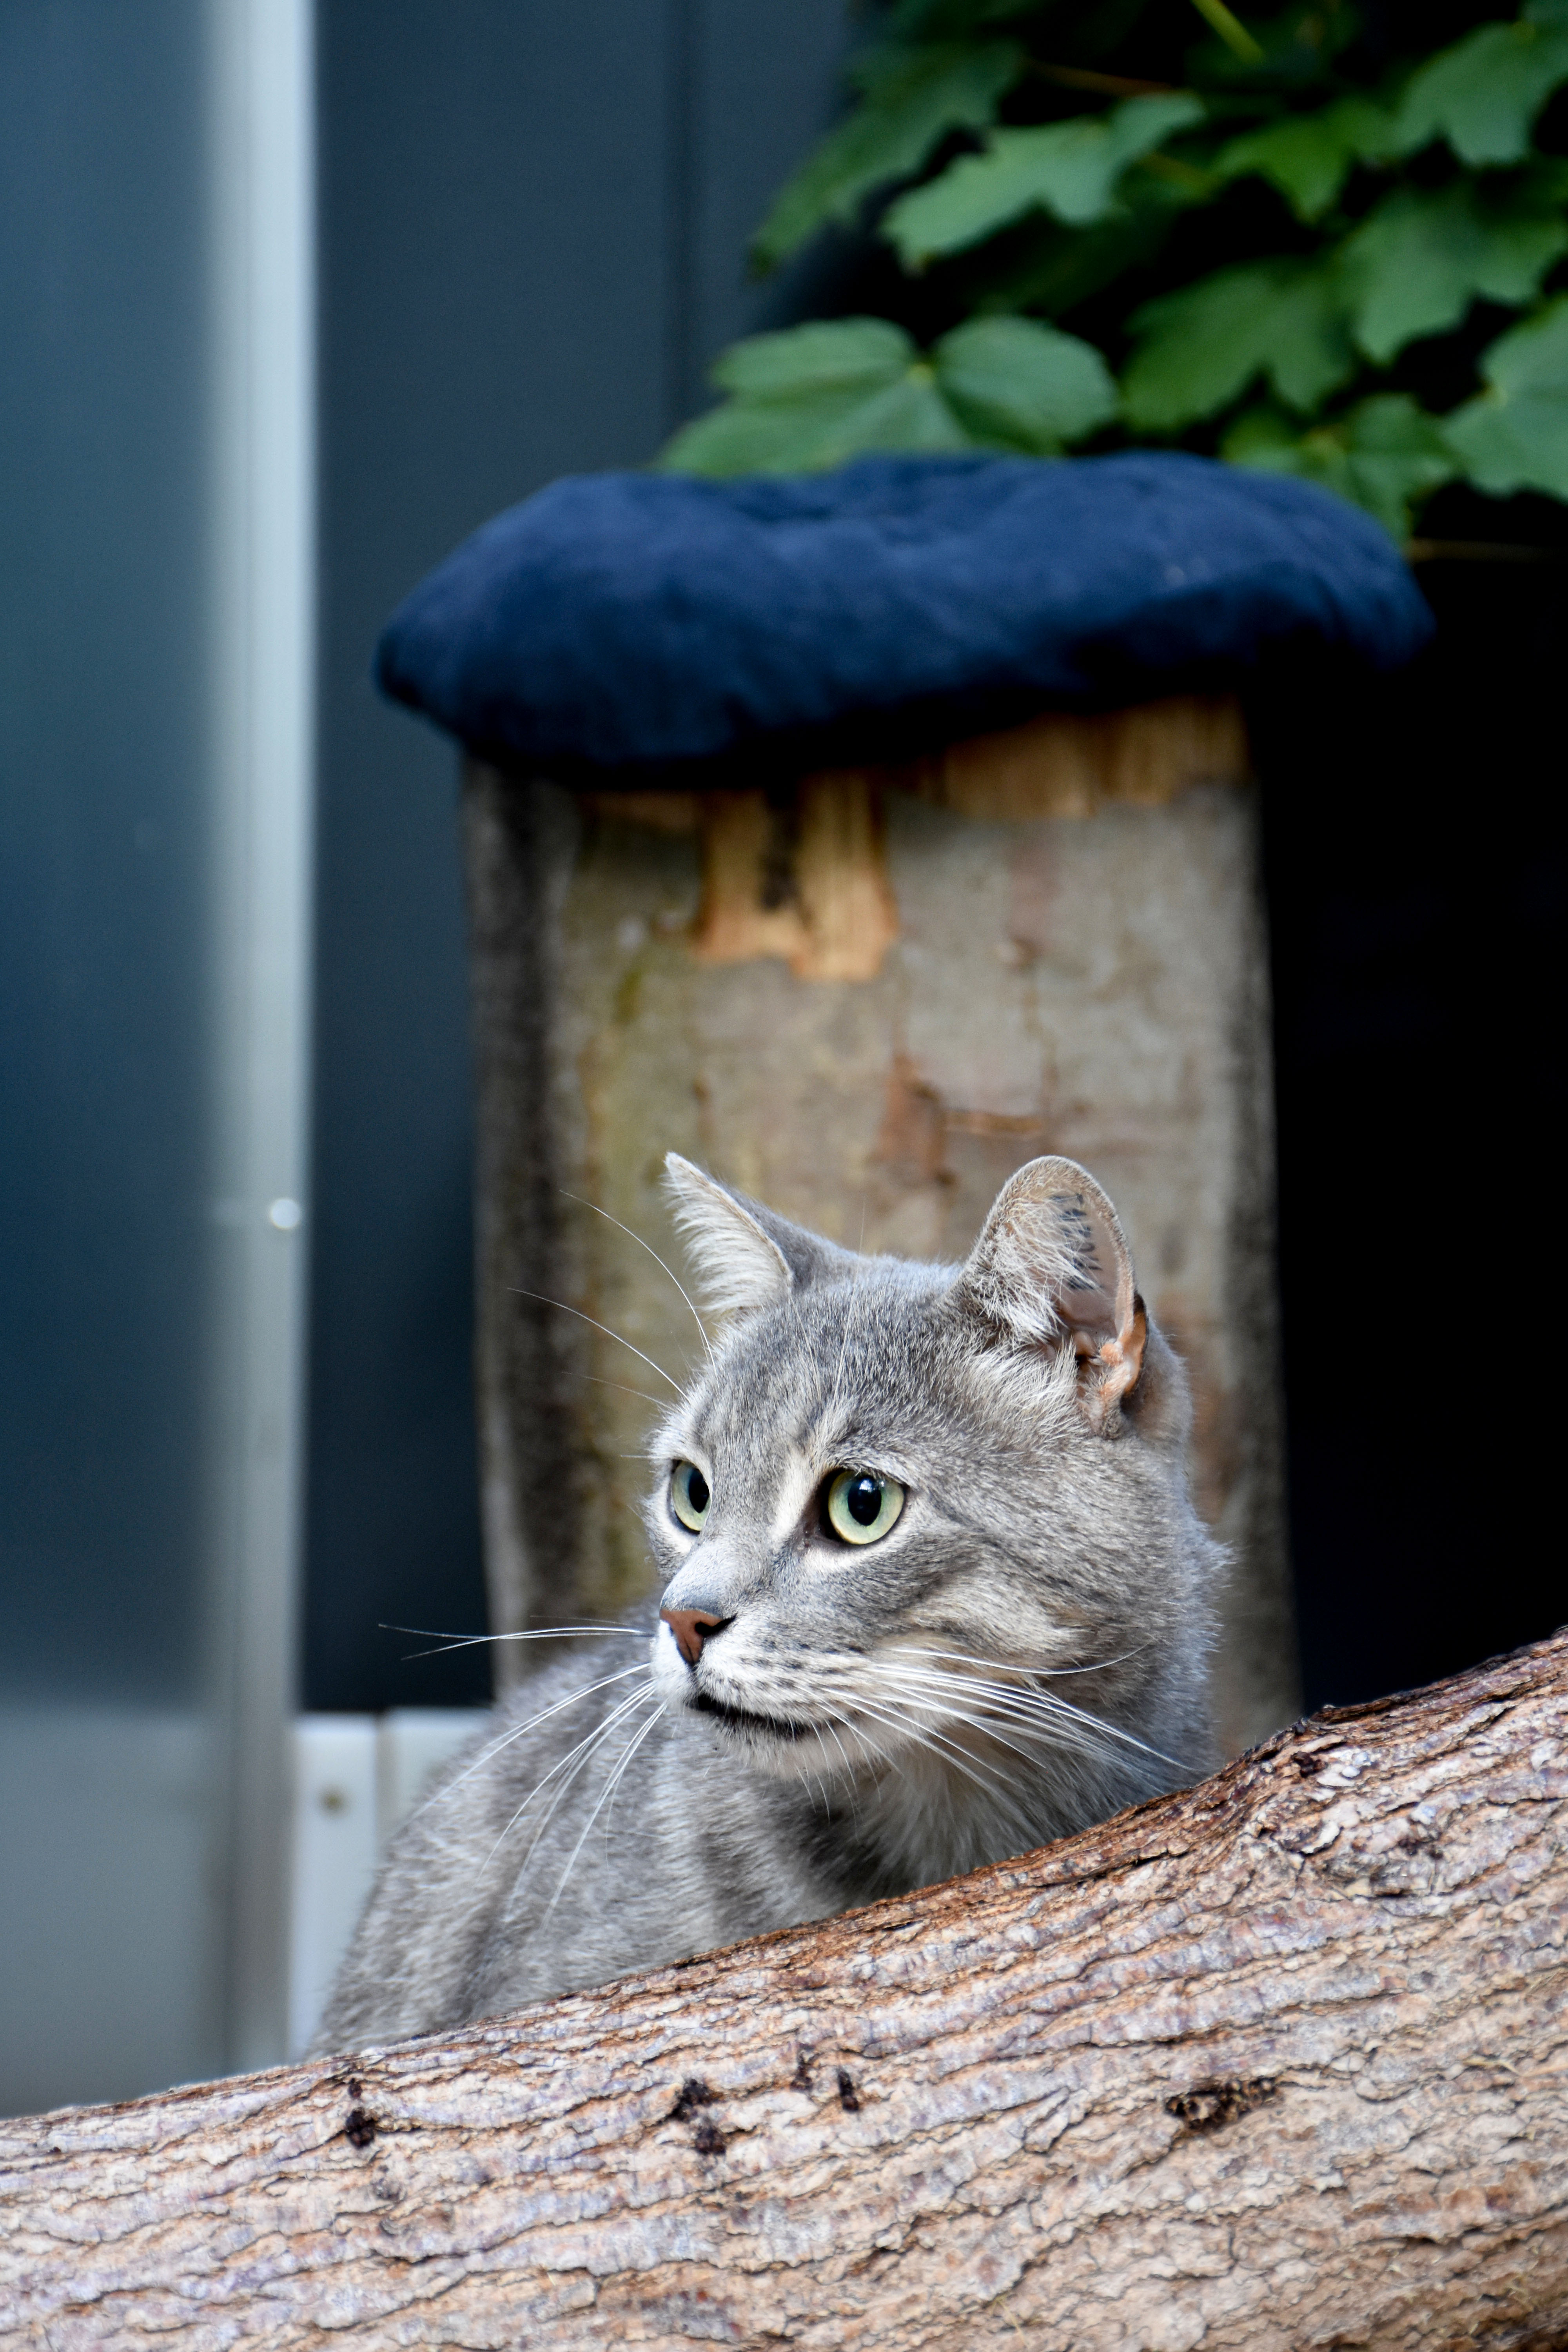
left=4, top=1633, right=1565, bottom=2347
left=464, top=695, right=1294, bottom=1755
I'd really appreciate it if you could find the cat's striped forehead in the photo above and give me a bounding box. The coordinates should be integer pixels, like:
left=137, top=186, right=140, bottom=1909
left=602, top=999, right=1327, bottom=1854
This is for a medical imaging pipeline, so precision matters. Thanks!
left=662, top=1257, right=956, bottom=1466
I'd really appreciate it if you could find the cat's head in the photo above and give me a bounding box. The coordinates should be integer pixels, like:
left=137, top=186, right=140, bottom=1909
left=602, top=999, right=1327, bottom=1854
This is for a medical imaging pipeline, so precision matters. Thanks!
left=645, top=1153, right=1215, bottom=1840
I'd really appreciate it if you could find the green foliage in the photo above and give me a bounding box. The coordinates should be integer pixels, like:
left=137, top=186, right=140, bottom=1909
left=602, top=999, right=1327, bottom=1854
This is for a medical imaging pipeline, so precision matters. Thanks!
left=1223, top=393, right=1456, bottom=535
left=664, top=2, right=1568, bottom=538
left=1341, top=173, right=1568, bottom=361
left=751, top=44, right=1024, bottom=270
left=1123, top=258, right=1354, bottom=424
left=658, top=314, right=1117, bottom=472
left=1212, top=96, right=1394, bottom=221
left=931, top=314, right=1121, bottom=443
left=883, top=94, right=1204, bottom=260
left=1443, top=294, right=1568, bottom=491
left=1394, top=6, right=1568, bottom=165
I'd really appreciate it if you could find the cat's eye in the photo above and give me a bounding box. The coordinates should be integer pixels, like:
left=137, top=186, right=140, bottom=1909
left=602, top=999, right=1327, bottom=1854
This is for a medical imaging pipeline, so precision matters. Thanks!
left=824, top=1468, right=904, bottom=1546
left=670, top=1460, right=710, bottom=1533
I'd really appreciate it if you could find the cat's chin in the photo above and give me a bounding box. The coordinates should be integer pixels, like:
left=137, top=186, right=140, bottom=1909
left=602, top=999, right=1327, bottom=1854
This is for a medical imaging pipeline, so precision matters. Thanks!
left=688, top=1691, right=844, bottom=1782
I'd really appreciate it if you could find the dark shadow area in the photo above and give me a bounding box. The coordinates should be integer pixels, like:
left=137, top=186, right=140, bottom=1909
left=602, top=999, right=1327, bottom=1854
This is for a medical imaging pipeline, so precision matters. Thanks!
left=1256, top=539, right=1566, bottom=1712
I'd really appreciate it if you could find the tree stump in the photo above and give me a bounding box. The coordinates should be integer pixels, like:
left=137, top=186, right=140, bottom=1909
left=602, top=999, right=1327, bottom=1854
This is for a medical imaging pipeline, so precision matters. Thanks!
left=5, top=1630, right=1564, bottom=2349
left=465, top=693, right=1295, bottom=1757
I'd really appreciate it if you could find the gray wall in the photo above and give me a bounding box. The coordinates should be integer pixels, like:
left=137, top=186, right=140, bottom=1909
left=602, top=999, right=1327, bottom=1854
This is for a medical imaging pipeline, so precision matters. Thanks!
left=0, top=0, right=212, bottom=1713
left=0, top=0, right=228, bottom=2112
left=307, top=0, right=846, bottom=1710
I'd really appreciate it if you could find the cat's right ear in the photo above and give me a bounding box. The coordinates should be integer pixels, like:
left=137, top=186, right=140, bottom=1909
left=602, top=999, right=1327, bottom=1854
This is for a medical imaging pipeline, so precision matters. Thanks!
left=953, top=1156, right=1147, bottom=1417
left=664, top=1155, right=846, bottom=1317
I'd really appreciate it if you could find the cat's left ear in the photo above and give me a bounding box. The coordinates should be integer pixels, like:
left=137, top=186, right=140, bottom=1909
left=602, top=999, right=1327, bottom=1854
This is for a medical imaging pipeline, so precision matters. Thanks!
left=664, top=1154, right=850, bottom=1318
left=954, top=1156, right=1147, bottom=1414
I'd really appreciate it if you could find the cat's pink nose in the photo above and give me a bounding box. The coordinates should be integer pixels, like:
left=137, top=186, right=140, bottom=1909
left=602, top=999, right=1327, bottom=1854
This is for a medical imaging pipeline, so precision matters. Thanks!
left=660, top=1607, right=725, bottom=1666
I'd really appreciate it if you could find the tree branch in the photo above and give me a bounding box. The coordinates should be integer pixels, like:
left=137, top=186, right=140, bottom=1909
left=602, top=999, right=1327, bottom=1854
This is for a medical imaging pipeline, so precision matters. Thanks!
left=4, top=1633, right=1566, bottom=2349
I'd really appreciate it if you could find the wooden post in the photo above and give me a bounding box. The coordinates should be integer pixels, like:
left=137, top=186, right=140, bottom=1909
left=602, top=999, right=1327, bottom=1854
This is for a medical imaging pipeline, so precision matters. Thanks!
left=464, top=693, right=1296, bottom=1754
left=5, top=1632, right=1564, bottom=2347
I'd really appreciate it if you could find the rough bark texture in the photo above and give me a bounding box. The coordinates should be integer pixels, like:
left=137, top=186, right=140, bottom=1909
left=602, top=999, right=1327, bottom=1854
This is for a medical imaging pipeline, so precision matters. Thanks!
left=463, top=695, right=1297, bottom=1753
left=5, top=1633, right=1565, bottom=2351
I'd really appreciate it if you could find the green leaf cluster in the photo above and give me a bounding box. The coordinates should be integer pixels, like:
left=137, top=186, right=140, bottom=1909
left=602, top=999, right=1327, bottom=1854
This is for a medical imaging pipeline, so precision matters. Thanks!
left=662, top=314, right=1118, bottom=472
left=662, top=1, right=1568, bottom=540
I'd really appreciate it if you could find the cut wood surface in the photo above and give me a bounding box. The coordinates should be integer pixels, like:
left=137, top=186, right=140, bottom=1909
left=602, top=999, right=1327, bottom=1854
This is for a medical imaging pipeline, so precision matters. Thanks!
left=4, top=1634, right=1565, bottom=2351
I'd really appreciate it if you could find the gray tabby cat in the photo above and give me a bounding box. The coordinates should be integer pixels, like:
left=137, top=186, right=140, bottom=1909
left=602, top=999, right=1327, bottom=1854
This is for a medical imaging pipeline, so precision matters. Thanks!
left=314, top=1151, right=1220, bottom=2053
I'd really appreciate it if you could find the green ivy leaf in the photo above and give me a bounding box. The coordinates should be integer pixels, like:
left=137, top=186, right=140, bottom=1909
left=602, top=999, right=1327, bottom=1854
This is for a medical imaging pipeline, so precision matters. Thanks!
left=1212, top=93, right=1396, bottom=221
left=751, top=43, right=1024, bottom=271
left=661, top=319, right=932, bottom=475
left=662, top=370, right=974, bottom=477
left=1122, top=258, right=1354, bottom=429
left=657, top=392, right=867, bottom=477
left=1394, top=13, right=1568, bottom=167
left=1224, top=394, right=1455, bottom=537
left=933, top=314, right=1119, bottom=449
left=1443, top=297, right=1568, bottom=497
left=776, top=370, right=978, bottom=467
left=883, top=92, right=1204, bottom=265
left=659, top=312, right=1120, bottom=475
left=711, top=318, right=918, bottom=398
left=1342, top=176, right=1568, bottom=367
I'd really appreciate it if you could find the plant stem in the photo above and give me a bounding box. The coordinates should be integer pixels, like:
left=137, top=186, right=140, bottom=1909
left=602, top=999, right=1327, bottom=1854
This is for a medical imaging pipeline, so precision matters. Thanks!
left=1029, top=60, right=1182, bottom=99
left=1187, top=0, right=1266, bottom=64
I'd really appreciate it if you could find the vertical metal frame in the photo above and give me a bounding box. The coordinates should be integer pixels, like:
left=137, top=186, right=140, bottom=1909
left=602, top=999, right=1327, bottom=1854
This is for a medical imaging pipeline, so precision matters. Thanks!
left=206, top=0, right=317, bottom=2073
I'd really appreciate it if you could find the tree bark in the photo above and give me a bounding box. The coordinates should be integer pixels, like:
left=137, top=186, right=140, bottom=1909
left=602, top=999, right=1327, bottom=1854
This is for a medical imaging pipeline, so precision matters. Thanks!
left=4, top=1633, right=1565, bottom=2352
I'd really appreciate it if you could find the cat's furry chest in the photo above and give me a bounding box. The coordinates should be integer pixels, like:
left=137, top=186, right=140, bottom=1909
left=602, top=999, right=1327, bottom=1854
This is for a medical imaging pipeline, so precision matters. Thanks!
left=316, top=1644, right=842, bottom=2044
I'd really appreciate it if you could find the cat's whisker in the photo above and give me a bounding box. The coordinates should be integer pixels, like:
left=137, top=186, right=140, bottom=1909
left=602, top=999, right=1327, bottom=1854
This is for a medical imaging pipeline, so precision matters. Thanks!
left=843, top=1693, right=1021, bottom=1810
left=815, top=1702, right=875, bottom=1790
left=1029, top=1692, right=1191, bottom=1775
left=580, top=1373, right=671, bottom=1410
left=880, top=1660, right=1104, bottom=1730
left=970, top=1680, right=1183, bottom=1775
left=483, top=1691, right=656, bottom=1866
left=381, top=1620, right=645, bottom=1660
left=559, top=1191, right=716, bottom=1368
left=447, top=1686, right=659, bottom=1934
left=513, top=1686, right=666, bottom=1875
left=425, top=1661, right=653, bottom=1816
left=485, top=1683, right=660, bottom=1877
left=879, top=1695, right=1117, bottom=1812
left=821, top=1699, right=931, bottom=1807
left=878, top=1661, right=1186, bottom=1778
left=817, top=1706, right=900, bottom=1821
left=886, top=1638, right=1086, bottom=1681
left=889, top=1637, right=1149, bottom=1683
left=498, top=1704, right=659, bottom=1892
left=597, top=1693, right=670, bottom=1851
left=879, top=1659, right=1121, bottom=1750
left=873, top=1670, right=1080, bottom=1769
left=884, top=1642, right=1188, bottom=1769
left=865, top=1684, right=1072, bottom=1788
left=869, top=1655, right=1139, bottom=1781
left=543, top=1698, right=667, bottom=1917
left=508, top=1287, right=684, bottom=1393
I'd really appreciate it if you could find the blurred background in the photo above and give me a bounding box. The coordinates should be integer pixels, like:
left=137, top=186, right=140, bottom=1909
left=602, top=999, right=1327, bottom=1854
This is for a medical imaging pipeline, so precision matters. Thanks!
left=1, top=0, right=1560, bottom=2120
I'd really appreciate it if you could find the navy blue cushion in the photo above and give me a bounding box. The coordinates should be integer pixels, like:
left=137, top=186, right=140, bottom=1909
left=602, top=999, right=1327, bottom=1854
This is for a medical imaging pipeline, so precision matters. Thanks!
left=375, top=452, right=1432, bottom=775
